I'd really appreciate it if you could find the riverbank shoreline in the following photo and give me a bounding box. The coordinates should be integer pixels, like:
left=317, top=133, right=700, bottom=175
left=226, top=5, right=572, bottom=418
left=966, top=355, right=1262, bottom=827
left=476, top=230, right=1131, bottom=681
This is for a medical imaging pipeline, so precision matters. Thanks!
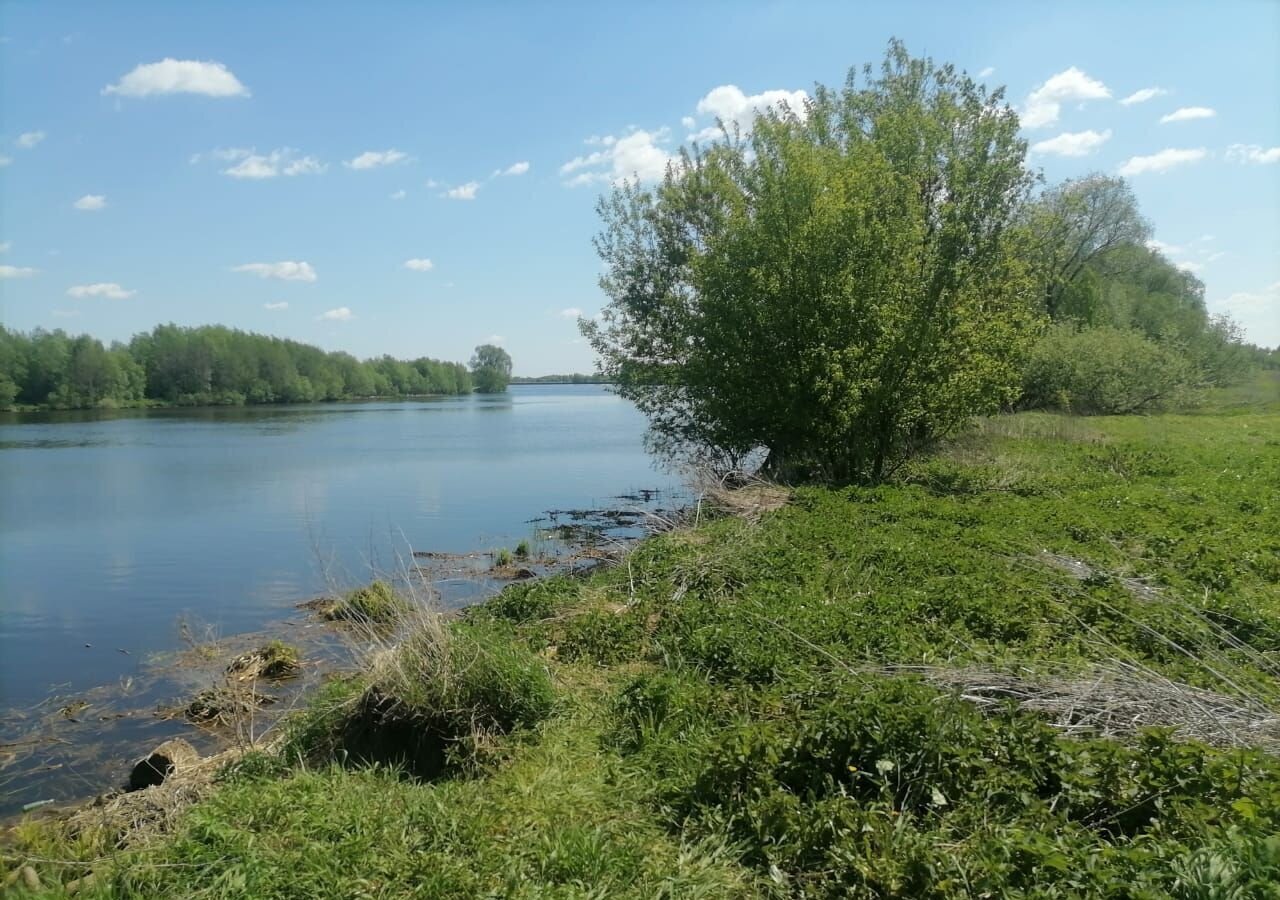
left=5, top=402, right=1278, bottom=896
left=0, top=494, right=667, bottom=822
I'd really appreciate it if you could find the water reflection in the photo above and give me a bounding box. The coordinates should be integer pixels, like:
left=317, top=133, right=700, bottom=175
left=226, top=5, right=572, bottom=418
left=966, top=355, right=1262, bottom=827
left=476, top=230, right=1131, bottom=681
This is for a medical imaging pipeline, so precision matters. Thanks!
left=0, top=385, right=671, bottom=714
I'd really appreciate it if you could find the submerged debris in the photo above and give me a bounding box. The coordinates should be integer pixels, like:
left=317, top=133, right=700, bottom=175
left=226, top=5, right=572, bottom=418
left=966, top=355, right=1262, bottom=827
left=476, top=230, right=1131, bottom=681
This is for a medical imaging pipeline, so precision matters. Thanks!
left=226, top=640, right=301, bottom=680
left=182, top=686, right=276, bottom=726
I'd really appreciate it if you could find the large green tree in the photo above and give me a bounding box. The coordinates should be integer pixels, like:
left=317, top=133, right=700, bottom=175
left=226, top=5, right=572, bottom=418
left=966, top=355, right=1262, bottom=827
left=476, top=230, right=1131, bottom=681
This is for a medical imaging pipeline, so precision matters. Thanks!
left=470, top=344, right=513, bottom=394
left=1022, top=174, right=1152, bottom=321
left=584, top=41, right=1039, bottom=482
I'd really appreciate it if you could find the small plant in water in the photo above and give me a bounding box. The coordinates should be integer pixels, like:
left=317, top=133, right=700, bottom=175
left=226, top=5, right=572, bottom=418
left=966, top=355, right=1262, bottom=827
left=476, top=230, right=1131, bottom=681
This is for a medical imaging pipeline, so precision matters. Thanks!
left=495, top=547, right=514, bottom=568
left=514, top=540, right=531, bottom=559
left=227, top=640, right=301, bottom=679
left=322, top=580, right=409, bottom=624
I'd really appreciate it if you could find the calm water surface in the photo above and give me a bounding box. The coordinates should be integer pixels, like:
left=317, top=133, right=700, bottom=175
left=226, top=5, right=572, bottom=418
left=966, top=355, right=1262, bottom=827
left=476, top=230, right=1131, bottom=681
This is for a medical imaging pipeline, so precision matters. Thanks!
left=0, top=385, right=672, bottom=712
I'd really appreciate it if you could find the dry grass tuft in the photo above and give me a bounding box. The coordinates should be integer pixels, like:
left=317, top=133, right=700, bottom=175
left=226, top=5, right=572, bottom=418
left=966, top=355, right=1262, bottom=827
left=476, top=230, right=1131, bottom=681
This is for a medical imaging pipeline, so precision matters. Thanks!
left=1035, top=551, right=1165, bottom=603
left=689, top=469, right=791, bottom=526
left=886, top=662, right=1280, bottom=753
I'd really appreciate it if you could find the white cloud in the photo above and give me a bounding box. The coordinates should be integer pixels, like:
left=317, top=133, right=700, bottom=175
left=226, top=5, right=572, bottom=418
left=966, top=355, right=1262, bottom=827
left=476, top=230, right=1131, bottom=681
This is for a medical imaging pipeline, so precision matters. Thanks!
left=558, top=307, right=583, bottom=318
left=232, top=261, right=317, bottom=282
left=680, top=115, right=696, bottom=129
left=484, top=334, right=506, bottom=345
left=424, top=178, right=441, bottom=188
left=403, top=258, right=434, bottom=271
left=977, top=66, right=995, bottom=78
left=688, top=84, right=809, bottom=141
left=1117, top=147, right=1207, bottom=176
left=1226, top=144, right=1280, bottom=164
left=0, top=264, right=38, bottom=278
left=1160, top=106, right=1216, bottom=124
left=16, top=130, right=45, bottom=149
left=73, top=194, right=107, bottom=211
left=1021, top=67, right=1111, bottom=128
left=1119, top=87, right=1168, bottom=106
left=493, top=160, right=530, bottom=177
left=345, top=149, right=409, bottom=170
left=1146, top=236, right=1225, bottom=274
left=1212, top=281, right=1280, bottom=348
left=561, top=127, right=671, bottom=186
left=319, top=307, right=353, bottom=321
left=0, top=155, right=11, bottom=167
left=1145, top=238, right=1186, bottom=256
left=103, top=59, right=249, bottom=98
left=67, top=282, right=135, bottom=299
left=444, top=181, right=480, bottom=200
left=264, top=301, right=289, bottom=310
left=1030, top=128, right=1112, bottom=157
left=220, top=148, right=326, bottom=179
left=389, top=189, right=407, bottom=200
left=283, top=156, right=325, bottom=176
left=0, top=241, right=10, bottom=253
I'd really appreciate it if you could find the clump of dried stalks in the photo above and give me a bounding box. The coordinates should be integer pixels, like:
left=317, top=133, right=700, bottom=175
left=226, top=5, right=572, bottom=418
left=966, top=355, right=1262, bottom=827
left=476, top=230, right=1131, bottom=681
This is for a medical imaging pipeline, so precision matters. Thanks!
left=62, top=735, right=279, bottom=850
left=1036, top=551, right=1164, bottom=603
left=671, top=468, right=790, bottom=529
left=885, top=661, right=1280, bottom=753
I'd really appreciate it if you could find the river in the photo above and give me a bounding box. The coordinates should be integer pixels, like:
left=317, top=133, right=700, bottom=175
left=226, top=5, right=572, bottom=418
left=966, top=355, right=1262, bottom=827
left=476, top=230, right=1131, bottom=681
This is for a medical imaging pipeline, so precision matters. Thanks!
left=0, top=385, right=674, bottom=811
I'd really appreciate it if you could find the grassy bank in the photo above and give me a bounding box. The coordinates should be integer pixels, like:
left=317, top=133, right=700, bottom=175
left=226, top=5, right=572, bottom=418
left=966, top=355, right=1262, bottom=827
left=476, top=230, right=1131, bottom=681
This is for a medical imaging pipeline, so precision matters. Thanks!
left=6, top=387, right=1280, bottom=897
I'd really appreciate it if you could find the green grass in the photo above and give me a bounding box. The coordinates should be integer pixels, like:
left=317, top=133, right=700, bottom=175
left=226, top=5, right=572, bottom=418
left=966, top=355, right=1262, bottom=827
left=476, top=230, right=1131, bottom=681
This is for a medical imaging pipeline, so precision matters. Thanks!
left=6, top=398, right=1280, bottom=898
left=317, top=579, right=410, bottom=624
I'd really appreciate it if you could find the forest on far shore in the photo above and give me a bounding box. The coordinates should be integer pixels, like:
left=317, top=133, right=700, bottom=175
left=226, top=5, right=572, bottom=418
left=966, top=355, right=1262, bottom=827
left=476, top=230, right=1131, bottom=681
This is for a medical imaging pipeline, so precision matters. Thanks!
left=0, top=323, right=489, bottom=409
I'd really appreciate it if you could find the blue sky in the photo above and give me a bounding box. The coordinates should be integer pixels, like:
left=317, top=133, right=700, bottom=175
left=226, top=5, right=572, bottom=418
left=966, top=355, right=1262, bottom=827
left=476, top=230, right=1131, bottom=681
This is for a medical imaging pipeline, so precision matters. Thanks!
left=1, top=1, right=1278, bottom=373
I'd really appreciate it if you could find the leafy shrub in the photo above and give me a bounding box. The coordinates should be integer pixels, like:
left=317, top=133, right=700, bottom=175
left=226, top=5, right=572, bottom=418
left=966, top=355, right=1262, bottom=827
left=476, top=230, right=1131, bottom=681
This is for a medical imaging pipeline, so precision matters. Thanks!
left=587, top=42, right=1039, bottom=482
left=627, top=674, right=1280, bottom=896
left=293, top=621, right=555, bottom=778
left=1022, top=324, right=1197, bottom=414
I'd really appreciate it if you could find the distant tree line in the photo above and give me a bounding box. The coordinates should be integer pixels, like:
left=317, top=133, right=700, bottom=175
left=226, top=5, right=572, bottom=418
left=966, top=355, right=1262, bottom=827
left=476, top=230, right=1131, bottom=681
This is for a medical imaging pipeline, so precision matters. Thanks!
left=510, top=373, right=609, bottom=384
left=0, top=324, right=480, bottom=409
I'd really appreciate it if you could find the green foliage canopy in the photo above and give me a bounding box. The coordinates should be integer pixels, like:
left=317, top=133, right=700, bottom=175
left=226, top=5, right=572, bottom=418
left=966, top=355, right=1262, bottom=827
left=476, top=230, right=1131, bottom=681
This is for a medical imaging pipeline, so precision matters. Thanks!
left=585, top=41, right=1040, bottom=482
left=1022, top=323, right=1199, bottom=413
left=470, top=344, right=513, bottom=394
